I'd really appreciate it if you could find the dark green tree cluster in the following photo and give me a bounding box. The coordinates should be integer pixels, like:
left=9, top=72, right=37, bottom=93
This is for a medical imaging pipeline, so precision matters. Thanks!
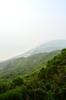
left=0, top=49, right=66, bottom=100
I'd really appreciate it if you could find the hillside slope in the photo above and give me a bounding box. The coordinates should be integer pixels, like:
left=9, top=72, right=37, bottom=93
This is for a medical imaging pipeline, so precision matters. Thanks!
left=0, top=49, right=66, bottom=100
left=0, top=50, right=60, bottom=80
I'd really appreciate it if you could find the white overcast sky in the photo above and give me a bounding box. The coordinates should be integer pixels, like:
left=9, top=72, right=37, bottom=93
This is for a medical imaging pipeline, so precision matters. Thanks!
left=0, top=0, right=66, bottom=61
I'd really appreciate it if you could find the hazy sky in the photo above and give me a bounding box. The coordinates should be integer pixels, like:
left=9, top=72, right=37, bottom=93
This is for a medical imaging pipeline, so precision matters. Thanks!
left=0, top=0, right=66, bottom=61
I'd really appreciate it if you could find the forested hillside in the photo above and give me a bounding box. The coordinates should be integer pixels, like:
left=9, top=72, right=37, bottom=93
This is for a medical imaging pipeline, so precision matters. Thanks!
left=0, top=49, right=66, bottom=100
left=0, top=50, right=60, bottom=81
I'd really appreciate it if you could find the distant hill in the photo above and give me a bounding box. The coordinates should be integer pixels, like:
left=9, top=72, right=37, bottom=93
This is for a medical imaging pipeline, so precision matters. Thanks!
left=21, top=40, right=66, bottom=56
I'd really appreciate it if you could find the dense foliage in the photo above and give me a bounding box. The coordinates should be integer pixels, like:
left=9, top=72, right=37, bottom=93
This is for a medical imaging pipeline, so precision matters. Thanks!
left=0, top=49, right=66, bottom=100
left=0, top=50, right=60, bottom=80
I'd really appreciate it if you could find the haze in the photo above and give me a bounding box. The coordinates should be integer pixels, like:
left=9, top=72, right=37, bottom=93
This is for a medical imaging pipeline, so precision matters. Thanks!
left=0, top=0, right=66, bottom=61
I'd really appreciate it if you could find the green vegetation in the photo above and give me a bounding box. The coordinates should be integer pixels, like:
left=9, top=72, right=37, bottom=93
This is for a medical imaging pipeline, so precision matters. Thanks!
left=0, top=49, right=66, bottom=100
left=0, top=50, right=60, bottom=81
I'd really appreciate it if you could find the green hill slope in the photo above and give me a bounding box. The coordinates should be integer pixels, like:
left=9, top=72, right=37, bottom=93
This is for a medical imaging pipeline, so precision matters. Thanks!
left=0, top=49, right=66, bottom=100
left=0, top=50, right=60, bottom=80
